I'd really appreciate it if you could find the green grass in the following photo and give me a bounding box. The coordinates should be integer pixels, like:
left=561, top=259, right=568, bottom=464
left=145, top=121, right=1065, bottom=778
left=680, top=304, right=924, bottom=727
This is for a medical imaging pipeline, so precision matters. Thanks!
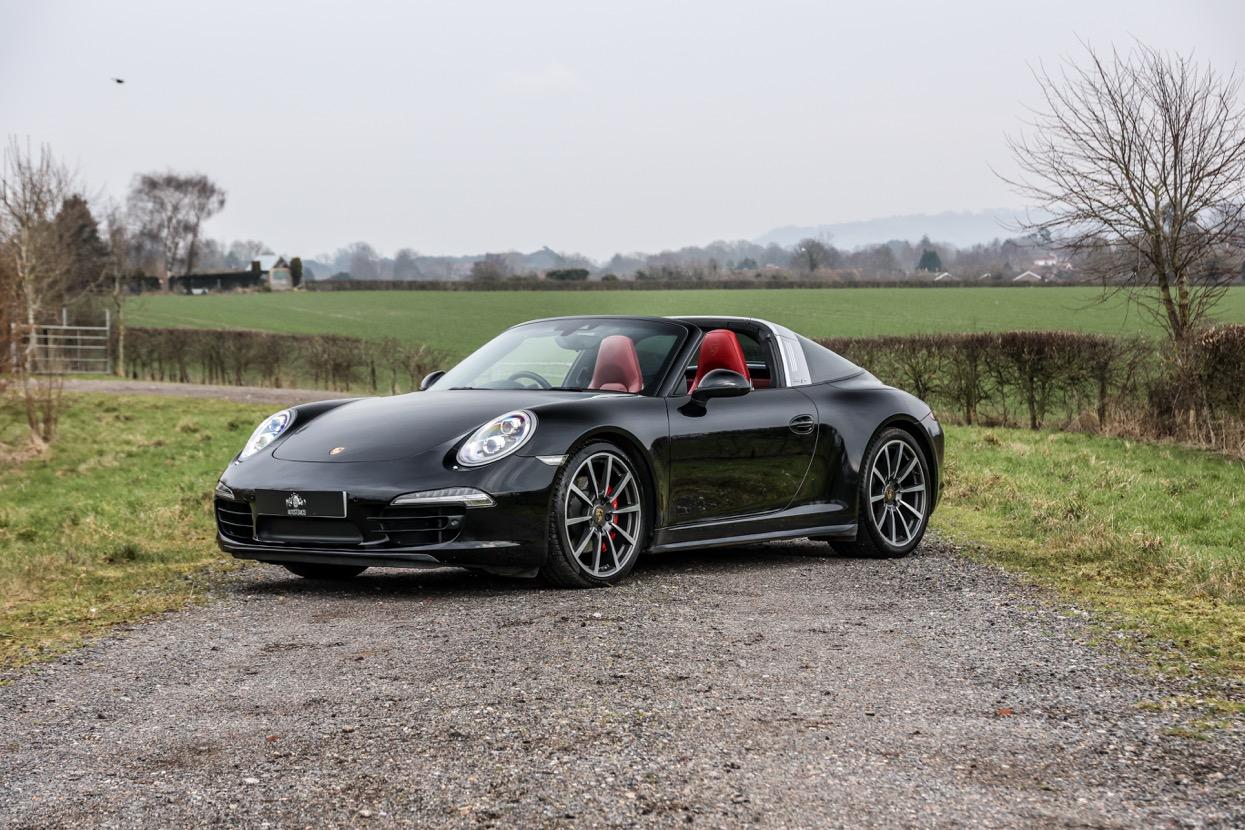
left=0, top=394, right=271, bottom=668
left=935, top=425, right=1245, bottom=678
left=126, top=286, right=1245, bottom=359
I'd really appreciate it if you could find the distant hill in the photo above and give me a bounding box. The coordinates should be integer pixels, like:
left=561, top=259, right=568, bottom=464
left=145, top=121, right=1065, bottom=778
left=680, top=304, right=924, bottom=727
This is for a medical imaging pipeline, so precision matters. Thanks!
left=755, top=209, right=1034, bottom=250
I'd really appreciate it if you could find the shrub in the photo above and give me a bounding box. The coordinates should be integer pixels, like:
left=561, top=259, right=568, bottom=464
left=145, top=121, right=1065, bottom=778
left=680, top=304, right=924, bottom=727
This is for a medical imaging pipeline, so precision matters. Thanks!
left=125, top=328, right=446, bottom=394
left=815, top=331, right=1220, bottom=445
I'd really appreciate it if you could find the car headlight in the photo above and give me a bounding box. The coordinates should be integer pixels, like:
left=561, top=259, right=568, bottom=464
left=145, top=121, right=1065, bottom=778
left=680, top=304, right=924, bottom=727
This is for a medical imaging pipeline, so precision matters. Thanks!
left=237, top=409, right=294, bottom=461
left=456, top=410, right=536, bottom=467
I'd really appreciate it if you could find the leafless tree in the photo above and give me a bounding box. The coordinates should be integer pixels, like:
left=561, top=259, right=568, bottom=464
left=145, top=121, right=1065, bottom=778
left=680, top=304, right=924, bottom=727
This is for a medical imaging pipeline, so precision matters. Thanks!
left=100, top=202, right=135, bottom=376
left=1005, top=42, right=1245, bottom=344
left=227, top=238, right=270, bottom=268
left=790, top=238, right=838, bottom=274
left=470, top=253, right=511, bottom=282
left=0, top=138, right=77, bottom=448
left=127, top=172, right=226, bottom=288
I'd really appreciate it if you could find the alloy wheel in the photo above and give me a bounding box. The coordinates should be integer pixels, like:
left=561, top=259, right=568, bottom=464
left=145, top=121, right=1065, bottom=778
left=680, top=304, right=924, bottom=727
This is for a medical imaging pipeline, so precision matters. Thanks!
left=562, top=451, right=643, bottom=578
left=868, top=438, right=927, bottom=548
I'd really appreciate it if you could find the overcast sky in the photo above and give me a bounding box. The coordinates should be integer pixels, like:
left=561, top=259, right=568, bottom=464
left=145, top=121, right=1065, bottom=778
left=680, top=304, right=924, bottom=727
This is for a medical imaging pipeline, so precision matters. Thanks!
left=2, top=0, right=1242, bottom=260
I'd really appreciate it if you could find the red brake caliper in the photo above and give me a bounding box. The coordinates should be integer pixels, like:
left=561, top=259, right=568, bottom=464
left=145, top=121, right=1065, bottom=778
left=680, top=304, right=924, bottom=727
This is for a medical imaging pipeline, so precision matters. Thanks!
left=602, top=485, right=618, bottom=549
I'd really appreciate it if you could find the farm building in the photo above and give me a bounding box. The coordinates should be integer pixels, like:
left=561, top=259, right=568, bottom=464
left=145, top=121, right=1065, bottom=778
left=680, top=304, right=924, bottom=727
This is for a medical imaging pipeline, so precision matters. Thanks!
left=1012, top=270, right=1044, bottom=284
left=167, top=257, right=294, bottom=294
left=170, top=270, right=263, bottom=294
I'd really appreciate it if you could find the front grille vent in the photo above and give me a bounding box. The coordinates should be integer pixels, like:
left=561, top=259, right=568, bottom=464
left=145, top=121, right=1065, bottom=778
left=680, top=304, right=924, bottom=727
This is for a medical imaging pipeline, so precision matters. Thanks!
left=215, top=497, right=254, bottom=540
left=371, top=505, right=464, bottom=547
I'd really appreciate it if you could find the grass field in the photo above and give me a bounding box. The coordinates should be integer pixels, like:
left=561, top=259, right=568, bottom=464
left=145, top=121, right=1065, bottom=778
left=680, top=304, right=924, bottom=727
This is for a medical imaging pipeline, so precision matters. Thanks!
left=3, top=393, right=1243, bottom=677
left=0, top=394, right=271, bottom=669
left=126, top=286, right=1245, bottom=359
left=937, top=427, right=1245, bottom=678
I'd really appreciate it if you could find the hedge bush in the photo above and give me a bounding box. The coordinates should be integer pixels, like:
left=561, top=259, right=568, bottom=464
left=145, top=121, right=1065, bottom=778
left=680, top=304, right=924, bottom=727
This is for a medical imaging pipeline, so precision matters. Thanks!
left=124, top=328, right=446, bottom=394
left=819, top=331, right=1155, bottom=432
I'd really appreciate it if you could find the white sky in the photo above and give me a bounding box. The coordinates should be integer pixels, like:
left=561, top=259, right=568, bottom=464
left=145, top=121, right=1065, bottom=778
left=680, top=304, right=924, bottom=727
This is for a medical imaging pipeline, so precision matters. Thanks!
left=2, top=0, right=1242, bottom=259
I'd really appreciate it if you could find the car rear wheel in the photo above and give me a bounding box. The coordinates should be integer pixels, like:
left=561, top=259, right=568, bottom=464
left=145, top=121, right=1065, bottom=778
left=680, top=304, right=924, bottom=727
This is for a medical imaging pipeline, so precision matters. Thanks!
left=541, top=442, right=649, bottom=588
left=832, top=427, right=931, bottom=559
left=282, top=563, right=367, bottom=580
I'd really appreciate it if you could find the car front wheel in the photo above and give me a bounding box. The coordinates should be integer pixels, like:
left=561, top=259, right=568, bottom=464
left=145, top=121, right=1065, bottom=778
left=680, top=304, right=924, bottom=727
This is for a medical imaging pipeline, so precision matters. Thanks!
left=541, top=442, right=649, bottom=588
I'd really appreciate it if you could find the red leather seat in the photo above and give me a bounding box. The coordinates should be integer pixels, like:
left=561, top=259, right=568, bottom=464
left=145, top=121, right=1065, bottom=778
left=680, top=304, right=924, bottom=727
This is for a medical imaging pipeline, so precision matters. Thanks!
left=690, top=329, right=751, bottom=392
left=589, top=335, right=644, bottom=393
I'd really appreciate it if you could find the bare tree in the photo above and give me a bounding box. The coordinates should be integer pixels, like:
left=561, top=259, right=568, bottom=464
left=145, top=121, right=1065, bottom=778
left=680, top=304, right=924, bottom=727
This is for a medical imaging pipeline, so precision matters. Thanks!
left=393, top=247, right=421, bottom=280
left=127, top=172, right=226, bottom=288
left=790, top=238, right=838, bottom=274
left=227, top=239, right=270, bottom=268
left=0, top=138, right=77, bottom=448
left=1005, top=42, right=1245, bottom=344
left=470, top=253, right=510, bottom=282
left=100, top=202, right=135, bottom=377
left=183, top=177, right=226, bottom=273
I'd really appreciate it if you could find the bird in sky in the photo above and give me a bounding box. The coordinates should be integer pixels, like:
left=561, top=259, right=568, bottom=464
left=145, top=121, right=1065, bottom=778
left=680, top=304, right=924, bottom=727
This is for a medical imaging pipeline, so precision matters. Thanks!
left=111, top=77, right=125, bottom=84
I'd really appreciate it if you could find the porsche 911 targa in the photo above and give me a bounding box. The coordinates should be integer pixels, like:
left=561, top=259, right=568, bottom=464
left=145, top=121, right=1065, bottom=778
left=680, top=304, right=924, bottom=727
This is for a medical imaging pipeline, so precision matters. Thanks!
left=215, top=316, right=943, bottom=587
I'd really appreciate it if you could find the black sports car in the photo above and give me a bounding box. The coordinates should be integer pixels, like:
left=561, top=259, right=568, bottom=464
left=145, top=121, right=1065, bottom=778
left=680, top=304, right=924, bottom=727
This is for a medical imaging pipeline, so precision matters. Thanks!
left=215, top=316, right=943, bottom=587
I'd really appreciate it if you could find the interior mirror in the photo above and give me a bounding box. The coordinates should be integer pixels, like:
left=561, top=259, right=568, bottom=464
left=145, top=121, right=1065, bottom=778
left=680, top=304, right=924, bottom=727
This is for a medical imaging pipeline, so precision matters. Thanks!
left=691, top=368, right=752, bottom=403
left=419, top=370, right=446, bottom=391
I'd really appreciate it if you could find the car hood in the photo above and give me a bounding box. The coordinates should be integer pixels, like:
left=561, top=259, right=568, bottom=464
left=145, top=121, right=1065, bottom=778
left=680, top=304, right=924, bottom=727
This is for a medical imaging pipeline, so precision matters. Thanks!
left=271, top=389, right=603, bottom=463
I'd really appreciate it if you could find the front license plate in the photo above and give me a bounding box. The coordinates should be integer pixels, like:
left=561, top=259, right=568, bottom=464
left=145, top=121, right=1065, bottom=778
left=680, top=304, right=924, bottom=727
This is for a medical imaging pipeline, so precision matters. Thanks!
left=255, top=490, right=347, bottom=518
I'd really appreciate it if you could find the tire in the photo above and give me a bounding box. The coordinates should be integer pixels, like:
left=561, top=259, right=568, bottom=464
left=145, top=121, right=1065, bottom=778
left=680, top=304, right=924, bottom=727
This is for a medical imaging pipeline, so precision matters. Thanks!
left=539, top=441, right=651, bottom=588
left=282, top=563, right=367, bottom=580
left=832, top=427, right=931, bottom=559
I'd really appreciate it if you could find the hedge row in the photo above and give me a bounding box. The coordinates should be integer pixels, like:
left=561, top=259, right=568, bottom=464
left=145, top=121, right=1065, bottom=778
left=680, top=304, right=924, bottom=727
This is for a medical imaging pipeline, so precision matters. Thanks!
left=818, top=327, right=1245, bottom=454
left=124, top=328, right=446, bottom=394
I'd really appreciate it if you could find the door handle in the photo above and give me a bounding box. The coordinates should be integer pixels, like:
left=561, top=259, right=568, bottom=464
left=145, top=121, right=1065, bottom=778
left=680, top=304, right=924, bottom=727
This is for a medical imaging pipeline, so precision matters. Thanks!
left=788, top=414, right=816, bottom=435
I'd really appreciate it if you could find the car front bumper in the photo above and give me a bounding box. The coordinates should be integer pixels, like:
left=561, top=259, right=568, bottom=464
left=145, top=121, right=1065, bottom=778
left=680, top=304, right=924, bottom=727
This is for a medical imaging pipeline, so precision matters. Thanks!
left=215, top=453, right=559, bottom=576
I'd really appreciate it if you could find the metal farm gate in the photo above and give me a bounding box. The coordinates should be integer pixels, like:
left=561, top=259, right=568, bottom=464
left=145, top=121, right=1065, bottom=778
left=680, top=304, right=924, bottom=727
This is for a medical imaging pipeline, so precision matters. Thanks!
left=9, top=310, right=112, bottom=375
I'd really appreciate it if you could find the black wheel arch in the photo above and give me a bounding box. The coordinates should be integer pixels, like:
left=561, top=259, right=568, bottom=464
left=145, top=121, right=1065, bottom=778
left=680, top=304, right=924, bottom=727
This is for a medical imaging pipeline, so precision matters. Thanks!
left=877, top=414, right=940, bottom=508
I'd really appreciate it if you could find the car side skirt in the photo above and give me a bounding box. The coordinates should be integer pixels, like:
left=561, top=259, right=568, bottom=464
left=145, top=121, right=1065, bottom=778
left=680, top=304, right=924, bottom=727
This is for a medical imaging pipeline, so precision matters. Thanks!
left=650, top=501, right=856, bottom=552
left=649, top=522, right=856, bottom=554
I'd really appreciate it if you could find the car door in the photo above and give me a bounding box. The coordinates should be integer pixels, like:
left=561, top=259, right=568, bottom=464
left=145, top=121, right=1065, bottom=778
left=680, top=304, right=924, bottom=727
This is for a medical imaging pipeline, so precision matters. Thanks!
left=664, top=387, right=818, bottom=525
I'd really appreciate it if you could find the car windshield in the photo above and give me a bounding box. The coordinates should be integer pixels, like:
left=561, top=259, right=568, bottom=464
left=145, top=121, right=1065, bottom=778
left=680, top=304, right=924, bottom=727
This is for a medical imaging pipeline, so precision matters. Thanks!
left=431, top=318, right=687, bottom=395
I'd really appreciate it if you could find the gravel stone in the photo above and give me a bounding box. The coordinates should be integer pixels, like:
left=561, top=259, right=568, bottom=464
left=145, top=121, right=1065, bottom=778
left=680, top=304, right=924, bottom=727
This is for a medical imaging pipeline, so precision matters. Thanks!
left=1, top=536, right=1242, bottom=828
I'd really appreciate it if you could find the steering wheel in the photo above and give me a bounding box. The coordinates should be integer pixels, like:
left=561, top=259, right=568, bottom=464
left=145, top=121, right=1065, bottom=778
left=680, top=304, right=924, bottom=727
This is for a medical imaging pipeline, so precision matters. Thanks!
left=506, top=370, right=551, bottom=389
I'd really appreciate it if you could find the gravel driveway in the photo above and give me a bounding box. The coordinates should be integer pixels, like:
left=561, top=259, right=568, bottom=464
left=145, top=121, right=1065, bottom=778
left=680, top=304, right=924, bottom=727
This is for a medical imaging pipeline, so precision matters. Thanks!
left=1, top=537, right=1241, bottom=829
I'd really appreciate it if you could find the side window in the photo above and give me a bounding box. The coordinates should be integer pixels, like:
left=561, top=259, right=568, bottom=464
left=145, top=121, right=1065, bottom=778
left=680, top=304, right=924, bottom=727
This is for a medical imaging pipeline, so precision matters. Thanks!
left=733, top=331, right=777, bottom=389
left=798, top=335, right=863, bottom=383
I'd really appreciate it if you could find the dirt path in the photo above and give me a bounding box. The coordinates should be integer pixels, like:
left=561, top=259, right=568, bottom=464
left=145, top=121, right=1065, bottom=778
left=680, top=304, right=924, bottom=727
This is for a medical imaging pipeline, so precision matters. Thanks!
left=62, top=378, right=347, bottom=406
left=1, top=537, right=1240, bottom=828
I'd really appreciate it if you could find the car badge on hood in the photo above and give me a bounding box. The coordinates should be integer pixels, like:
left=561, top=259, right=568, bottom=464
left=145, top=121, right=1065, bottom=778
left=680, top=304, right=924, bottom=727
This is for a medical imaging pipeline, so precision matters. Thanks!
left=329, top=446, right=346, bottom=456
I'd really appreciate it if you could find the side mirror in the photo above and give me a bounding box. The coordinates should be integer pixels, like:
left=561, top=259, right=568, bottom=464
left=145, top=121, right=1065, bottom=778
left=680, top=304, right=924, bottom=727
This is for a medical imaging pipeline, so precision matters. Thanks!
left=691, top=369, right=752, bottom=403
left=419, top=370, right=446, bottom=391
